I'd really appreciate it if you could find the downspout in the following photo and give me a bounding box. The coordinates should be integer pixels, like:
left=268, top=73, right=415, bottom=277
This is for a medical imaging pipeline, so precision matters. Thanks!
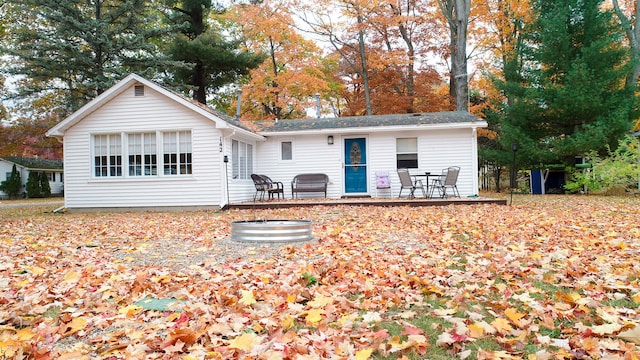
left=471, top=127, right=479, bottom=196
left=221, top=130, right=236, bottom=209
left=54, top=136, right=67, bottom=210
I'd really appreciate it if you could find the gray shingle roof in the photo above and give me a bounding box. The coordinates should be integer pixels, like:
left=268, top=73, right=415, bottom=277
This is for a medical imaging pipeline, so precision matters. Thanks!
left=2, top=157, right=63, bottom=170
left=253, top=111, right=481, bottom=132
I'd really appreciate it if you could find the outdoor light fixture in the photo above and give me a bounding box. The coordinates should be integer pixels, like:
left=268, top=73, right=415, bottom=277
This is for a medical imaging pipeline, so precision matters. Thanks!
left=327, top=135, right=334, bottom=145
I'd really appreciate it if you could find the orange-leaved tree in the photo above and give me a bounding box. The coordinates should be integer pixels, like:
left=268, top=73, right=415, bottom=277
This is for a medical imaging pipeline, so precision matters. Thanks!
left=291, top=0, right=380, bottom=115
left=292, top=0, right=452, bottom=116
left=226, top=0, right=329, bottom=120
left=0, top=86, right=65, bottom=159
left=366, top=0, right=452, bottom=114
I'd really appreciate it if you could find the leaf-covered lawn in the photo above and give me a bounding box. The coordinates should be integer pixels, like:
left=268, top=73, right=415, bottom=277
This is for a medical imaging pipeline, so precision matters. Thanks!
left=1, top=195, right=639, bottom=359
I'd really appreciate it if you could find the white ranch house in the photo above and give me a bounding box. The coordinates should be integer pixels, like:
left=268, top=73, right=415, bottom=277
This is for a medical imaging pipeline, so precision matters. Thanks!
left=46, top=74, right=487, bottom=212
left=0, top=157, right=64, bottom=199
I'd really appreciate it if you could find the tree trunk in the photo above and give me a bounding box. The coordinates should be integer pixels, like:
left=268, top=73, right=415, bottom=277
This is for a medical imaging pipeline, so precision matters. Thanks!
left=396, top=16, right=416, bottom=113
left=357, top=13, right=373, bottom=116
left=437, top=0, right=470, bottom=112
left=493, top=166, right=502, bottom=192
left=268, top=36, right=282, bottom=119
left=193, top=62, right=207, bottom=104
left=611, top=0, right=640, bottom=90
left=453, top=0, right=469, bottom=111
left=94, top=0, right=104, bottom=96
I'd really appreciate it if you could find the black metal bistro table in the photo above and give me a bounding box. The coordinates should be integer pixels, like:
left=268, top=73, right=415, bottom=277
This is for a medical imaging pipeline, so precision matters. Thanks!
left=413, top=171, right=442, bottom=198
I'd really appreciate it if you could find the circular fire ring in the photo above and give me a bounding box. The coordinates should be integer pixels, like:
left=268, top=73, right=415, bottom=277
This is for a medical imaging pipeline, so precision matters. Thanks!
left=230, top=220, right=314, bottom=243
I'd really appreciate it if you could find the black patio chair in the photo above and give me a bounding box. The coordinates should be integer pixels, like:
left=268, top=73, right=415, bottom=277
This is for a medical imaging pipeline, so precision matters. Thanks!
left=259, top=174, right=284, bottom=199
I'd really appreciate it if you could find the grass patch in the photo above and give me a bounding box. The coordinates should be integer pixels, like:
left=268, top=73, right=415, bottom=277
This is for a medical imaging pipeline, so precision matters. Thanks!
left=301, top=272, right=318, bottom=287
left=42, top=305, right=61, bottom=320
left=603, top=297, right=640, bottom=309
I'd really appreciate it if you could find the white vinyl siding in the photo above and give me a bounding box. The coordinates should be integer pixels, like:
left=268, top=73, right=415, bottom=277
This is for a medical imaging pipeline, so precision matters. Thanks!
left=62, top=84, right=223, bottom=209
left=418, top=129, right=477, bottom=196
left=254, top=134, right=341, bottom=198
left=255, top=129, right=480, bottom=199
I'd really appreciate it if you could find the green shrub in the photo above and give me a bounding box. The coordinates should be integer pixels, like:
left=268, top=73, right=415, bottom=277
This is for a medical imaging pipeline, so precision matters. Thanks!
left=26, top=171, right=42, bottom=198
left=566, top=135, right=640, bottom=194
left=0, top=164, right=22, bottom=198
left=39, top=172, right=51, bottom=198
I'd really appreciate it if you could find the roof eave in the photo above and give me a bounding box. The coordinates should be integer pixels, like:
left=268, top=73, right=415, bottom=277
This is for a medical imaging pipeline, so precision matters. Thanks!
left=45, top=74, right=264, bottom=141
left=259, top=121, right=488, bottom=136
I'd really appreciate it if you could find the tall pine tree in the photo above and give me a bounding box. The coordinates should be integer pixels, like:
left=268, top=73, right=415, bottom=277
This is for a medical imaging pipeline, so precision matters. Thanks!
left=164, top=0, right=264, bottom=105
left=501, top=0, right=634, bottom=167
left=2, top=0, right=178, bottom=114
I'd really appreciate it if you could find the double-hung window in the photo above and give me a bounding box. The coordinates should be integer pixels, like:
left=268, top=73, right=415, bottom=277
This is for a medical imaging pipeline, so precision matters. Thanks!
left=94, top=134, right=122, bottom=177
left=163, top=131, right=192, bottom=175
left=128, top=133, right=157, bottom=176
left=396, top=137, right=418, bottom=168
left=232, top=139, right=253, bottom=179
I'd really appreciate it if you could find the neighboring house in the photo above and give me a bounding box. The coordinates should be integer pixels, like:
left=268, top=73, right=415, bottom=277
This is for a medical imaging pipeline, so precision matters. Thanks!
left=0, top=157, right=64, bottom=199
left=46, top=74, right=487, bottom=211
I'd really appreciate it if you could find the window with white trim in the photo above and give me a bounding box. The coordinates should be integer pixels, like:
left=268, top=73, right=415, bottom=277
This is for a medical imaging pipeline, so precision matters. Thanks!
left=92, top=131, right=192, bottom=178
left=163, top=131, right=192, bottom=175
left=94, top=134, right=122, bottom=177
left=396, top=137, right=418, bottom=168
left=232, top=139, right=253, bottom=179
left=281, top=141, right=292, bottom=161
left=128, top=133, right=157, bottom=176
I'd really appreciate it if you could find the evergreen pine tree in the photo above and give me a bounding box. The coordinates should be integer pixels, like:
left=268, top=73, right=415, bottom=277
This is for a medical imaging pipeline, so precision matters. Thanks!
left=26, top=171, right=41, bottom=198
left=500, top=0, right=633, bottom=167
left=165, top=0, right=264, bottom=105
left=0, top=164, right=22, bottom=199
left=39, top=172, right=52, bottom=198
left=2, top=0, right=178, bottom=113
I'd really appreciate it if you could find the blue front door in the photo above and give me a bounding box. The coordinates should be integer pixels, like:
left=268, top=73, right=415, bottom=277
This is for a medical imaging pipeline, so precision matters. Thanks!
left=344, top=138, right=367, bottom=194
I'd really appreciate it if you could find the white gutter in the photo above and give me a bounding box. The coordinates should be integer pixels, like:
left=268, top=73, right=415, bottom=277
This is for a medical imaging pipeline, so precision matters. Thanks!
left=259, top=121, right=488, bottom=137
